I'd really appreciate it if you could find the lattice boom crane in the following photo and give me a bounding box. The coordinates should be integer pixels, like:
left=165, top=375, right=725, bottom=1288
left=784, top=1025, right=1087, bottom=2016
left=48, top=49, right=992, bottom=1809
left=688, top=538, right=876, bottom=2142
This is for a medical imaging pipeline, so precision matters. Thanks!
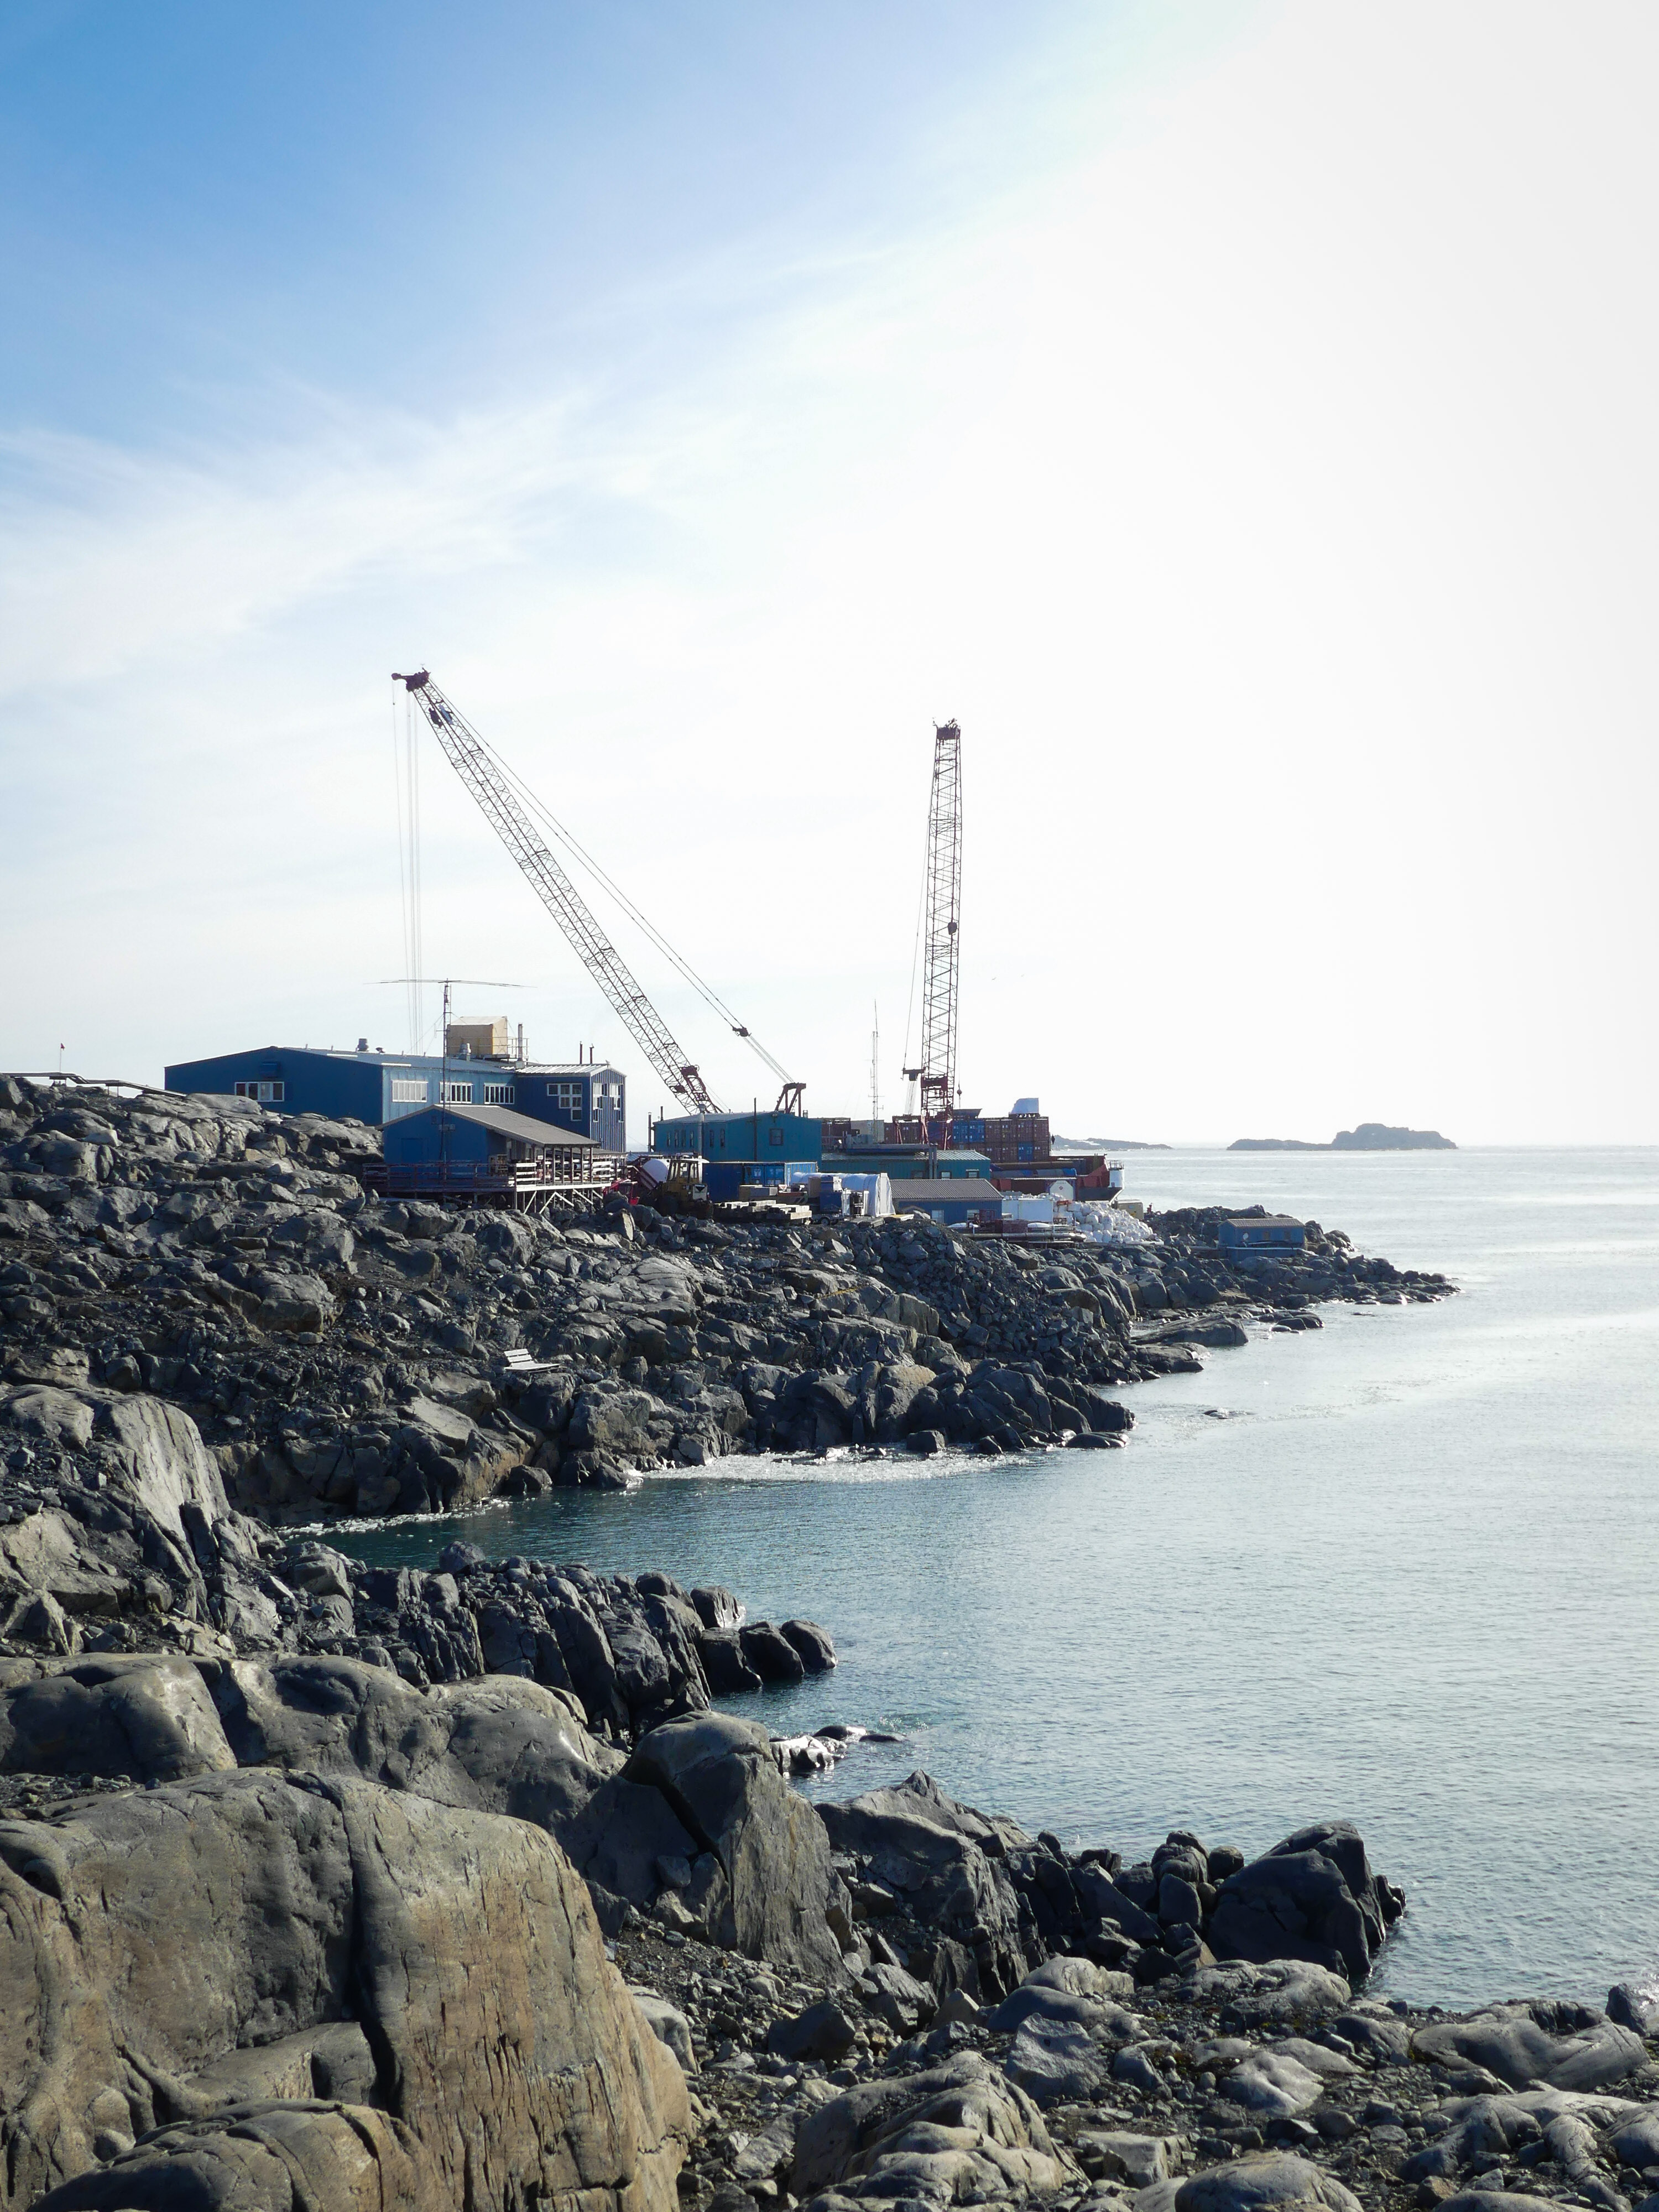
left=393, top=670, right=721, bottom=1115
left=906, top=719, right=963, bottom=1144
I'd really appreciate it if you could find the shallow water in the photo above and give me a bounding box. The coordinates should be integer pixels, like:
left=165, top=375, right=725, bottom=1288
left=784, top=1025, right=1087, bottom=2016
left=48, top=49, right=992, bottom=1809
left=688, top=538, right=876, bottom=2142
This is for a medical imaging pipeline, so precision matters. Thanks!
left=336, top=1145, right=1659, bottom=2009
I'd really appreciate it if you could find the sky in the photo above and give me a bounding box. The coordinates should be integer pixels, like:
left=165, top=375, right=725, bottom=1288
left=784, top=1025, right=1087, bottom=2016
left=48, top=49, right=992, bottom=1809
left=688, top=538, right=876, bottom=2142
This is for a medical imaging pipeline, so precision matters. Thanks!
left=2, top=0, right=1655, bottom=1145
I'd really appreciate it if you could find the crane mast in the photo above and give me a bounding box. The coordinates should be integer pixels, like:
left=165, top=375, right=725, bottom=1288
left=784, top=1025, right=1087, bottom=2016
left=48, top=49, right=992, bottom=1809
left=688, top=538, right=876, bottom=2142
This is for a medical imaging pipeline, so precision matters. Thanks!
left=393, top=671, right=720, bottom=1115
left=916, top=721, right=962, bottom=1144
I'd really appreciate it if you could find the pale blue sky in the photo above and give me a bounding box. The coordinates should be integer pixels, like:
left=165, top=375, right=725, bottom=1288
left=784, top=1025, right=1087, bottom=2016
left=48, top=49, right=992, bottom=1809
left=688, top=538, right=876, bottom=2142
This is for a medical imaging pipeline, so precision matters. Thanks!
left=3, top=3, right=1655, bottom=1142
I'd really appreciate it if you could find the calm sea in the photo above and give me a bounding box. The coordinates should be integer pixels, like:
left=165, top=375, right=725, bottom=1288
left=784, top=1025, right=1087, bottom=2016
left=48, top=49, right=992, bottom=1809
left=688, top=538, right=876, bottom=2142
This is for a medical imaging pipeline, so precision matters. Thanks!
left=339, top=1146, right=1659, bottom=2010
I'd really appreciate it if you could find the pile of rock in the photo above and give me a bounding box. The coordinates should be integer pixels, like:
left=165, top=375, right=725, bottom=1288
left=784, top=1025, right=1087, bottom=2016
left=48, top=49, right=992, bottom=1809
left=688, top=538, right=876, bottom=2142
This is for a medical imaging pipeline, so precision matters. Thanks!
left=816, top=1776, right=1404, bottom=2006
left=0, top=1077, right=1453, bottom=1524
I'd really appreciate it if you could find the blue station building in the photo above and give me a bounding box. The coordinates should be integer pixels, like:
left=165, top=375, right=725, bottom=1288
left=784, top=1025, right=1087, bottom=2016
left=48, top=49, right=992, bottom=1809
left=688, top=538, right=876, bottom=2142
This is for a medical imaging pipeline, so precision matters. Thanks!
left=165, top=1043, right=627, bottom=1151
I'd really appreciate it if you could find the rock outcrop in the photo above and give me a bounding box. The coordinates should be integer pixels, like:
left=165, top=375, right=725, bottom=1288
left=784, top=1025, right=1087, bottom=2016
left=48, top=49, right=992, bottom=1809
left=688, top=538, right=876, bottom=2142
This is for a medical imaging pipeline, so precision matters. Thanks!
left=0, top=1766, right=690, bottom=2212
left=0, top=1076, right=1452, bottom=1532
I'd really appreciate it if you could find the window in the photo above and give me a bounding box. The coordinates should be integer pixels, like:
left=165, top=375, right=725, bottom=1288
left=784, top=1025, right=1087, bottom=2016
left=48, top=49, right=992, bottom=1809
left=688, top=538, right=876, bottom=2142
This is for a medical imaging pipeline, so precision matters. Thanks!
left=234, top=1079, right=284, bottom=1102
left=389, top=1078, right=427, bottom=1104
left=546, top=1080, right=584, bottom=1115
left=482, top=1082, right=513, bottom=1105
left=442, top=1081, right=473, bottom=1103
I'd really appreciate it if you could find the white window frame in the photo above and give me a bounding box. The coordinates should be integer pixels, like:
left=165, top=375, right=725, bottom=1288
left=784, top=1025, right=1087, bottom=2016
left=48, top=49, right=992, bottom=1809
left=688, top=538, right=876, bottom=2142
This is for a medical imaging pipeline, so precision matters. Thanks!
left=389, top=1078, right=427, bottom=1104
left=234, top=1079, right=284, bottom=1102
left=442, top=1081, right=473, bottom=1104
left=482, top=1082, right=513, bottom=1105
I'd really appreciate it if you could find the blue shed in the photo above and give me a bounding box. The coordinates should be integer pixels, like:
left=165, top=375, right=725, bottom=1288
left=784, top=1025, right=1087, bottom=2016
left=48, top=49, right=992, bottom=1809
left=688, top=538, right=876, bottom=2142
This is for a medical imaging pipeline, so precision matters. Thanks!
left=382, top=1103, right=599, bottom=1168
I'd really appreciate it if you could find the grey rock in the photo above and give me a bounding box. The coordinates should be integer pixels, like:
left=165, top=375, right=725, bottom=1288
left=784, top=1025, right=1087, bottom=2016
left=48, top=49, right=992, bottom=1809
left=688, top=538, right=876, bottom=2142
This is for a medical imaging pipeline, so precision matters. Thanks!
left=624, top=1710, right=846, bottom=1977
left=0, top=1655, right=236, bottom=1783
left=739, top=1620, right=806, bottom=1684
left=1219, top=2049, right=1329, bottom=2115
left=1209, top=1822, right=1399, bottom=1983
left=1412, top=2007, right=1646, bottom=2091
left=0, top=1766, right=690, bottom=2212
left=1139, top=2153, right=1363, bottom=2212
left=1608, top=1983, right=1659, bottom=2037
left=769, top=1996, right=859, bottom=2062
left=629, top=1986, right=697, bottom=2073
left=792, top=2052, right=1072, bottom=2203
left=1006, top=2016, right=1113, bottom=2104
left=780, top=1618, right=836, bottom=1672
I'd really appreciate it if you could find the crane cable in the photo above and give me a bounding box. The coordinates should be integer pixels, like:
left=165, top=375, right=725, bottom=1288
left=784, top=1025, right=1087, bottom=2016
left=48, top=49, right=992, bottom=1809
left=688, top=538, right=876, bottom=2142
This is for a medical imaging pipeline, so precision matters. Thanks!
left=463, top=722, right=795, bottom=1089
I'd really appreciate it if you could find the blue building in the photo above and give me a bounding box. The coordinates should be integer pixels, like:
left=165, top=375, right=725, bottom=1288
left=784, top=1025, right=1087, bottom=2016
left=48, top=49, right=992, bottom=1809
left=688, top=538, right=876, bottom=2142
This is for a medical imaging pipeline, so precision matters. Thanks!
left=1217, top=1214, right=1307, bottom=1255
left=164, top=1044, right=627, bottom=1149
left=650, top=1108, right=823, bottom=1164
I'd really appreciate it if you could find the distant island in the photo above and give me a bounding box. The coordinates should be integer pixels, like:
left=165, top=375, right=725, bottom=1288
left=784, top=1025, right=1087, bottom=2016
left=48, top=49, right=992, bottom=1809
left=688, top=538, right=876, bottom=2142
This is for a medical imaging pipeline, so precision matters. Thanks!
left=1230, top=1121, right=1456, bottom=1152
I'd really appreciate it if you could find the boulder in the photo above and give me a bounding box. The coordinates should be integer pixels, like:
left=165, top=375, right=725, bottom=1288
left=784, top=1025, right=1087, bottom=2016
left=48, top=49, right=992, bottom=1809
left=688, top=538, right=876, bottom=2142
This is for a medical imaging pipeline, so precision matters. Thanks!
left=1180, top=1958, right=1353, bottom=2025
left=1003, top=2017, right=1112, bottom=2104
left=1138, top=2154, right=1363, bottom=2212
left=1208, top=1824, right=1400, bottom=1984
left=29, top=2104, right=444, bottom=2212
left=780, top=1618, right=837, bottom=1672
left=624, top=1712, right=846, bottom=1977
left=630, top=1987, right=697, bottom=2074
left=1218, top=2049, right=1328, bottom=2115
left=701, top=1630, right=764, bottom=1694
left=817, top=1773, right=1034, bottom=1997
left=769, top=1997, right=860, bottom=2063
left=204, top=1655, right=624, bottom=1834
left=792, top=2053, right=1071, bottom=2206
left=0, top=1767, right=690, bottom=2212
left=0, top=1655, right=236, bottom=1783
left=739, top=1621, right=807, bottom=1684
left=1411, top=2007, right=1646, bottom=2092
left=1608, top=1983, right=1659, bottom=2037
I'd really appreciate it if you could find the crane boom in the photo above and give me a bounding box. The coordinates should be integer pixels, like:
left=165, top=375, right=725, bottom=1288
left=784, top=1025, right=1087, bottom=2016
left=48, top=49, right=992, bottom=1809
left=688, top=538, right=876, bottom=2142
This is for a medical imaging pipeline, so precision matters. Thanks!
left=393, top=671, right=721, bottom=1114
left=917, top=721, right=962, bottom=1142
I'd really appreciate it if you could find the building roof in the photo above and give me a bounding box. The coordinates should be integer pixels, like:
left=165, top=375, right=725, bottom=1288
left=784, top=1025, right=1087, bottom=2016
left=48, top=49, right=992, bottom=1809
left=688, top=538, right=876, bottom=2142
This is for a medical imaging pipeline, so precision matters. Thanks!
left=1222, top=1214, right=1305, bottom=1228
left=392, top=1103, right=598, bottom=1148
left=888, top=1180, right=1001, bottom=1206
left=168, top=1045, right=622, bottom=1076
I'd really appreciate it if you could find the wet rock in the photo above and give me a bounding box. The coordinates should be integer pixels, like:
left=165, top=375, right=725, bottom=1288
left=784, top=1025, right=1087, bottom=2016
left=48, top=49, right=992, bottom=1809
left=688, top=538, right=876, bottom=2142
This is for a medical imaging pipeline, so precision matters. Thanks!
left=739, top=1621, right=807, bottom=1684
left=780, top=1618, right=836, bottom=1672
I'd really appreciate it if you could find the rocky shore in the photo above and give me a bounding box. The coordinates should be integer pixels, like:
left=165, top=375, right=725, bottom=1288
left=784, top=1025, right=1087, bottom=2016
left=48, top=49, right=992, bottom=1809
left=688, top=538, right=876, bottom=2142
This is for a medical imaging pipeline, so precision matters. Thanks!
left=0, top=1077, right=1452, bottom=1529
left=14, top=1073, right=1617, bottom=2212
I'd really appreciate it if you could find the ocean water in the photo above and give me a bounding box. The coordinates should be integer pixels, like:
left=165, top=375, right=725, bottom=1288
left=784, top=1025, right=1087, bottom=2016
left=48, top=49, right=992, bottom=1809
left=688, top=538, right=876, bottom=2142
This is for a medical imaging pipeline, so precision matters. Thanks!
left=338, top=1146, right=1659, bottom=2010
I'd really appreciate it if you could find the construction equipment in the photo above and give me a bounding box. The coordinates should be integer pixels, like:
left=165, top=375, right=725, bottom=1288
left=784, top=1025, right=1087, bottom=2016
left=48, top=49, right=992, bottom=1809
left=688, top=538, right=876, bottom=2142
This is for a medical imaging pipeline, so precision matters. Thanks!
left=393, top=672, right=798, bottom=1118
left=902, top=721, right=963, bottom=1143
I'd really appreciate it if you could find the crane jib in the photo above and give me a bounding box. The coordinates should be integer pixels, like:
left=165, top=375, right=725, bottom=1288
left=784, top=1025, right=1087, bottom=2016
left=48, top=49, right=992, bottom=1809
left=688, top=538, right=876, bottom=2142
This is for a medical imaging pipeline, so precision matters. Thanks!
left=398, top=671, right=722, bottom=1115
